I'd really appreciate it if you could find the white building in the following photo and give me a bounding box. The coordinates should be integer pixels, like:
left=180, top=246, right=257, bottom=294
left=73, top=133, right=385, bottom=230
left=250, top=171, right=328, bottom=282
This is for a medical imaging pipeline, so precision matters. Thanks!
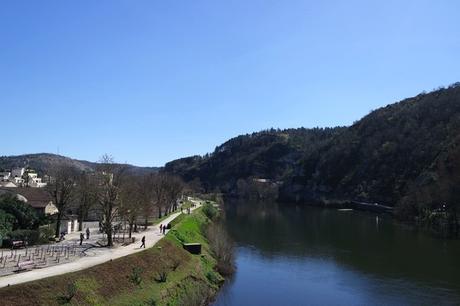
left=13, top=177, right=24, bottom=185
left=28, top=172, right=38, bottom=179
left=11, top=168, right=25, bottom=178
left=2, top=168, right=48, bottom=188
left=29, top=176, right=47, bottom=188
left=0, top=171, right=11, bottom=182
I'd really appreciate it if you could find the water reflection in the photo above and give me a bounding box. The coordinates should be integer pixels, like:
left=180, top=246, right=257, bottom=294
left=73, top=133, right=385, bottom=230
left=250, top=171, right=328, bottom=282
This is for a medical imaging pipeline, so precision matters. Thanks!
left=214, top=200, right=460, bottom=305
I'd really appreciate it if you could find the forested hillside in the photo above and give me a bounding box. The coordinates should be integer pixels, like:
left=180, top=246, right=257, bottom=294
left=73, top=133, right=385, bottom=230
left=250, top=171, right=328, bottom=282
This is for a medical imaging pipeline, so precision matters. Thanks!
left=164, top=127, right=345, bottom=194
left=0, top=153, right=158, bottom=176
left=165, top=83, right=460, bottom=223
left=296, top=83, right=460, bottom=205
left=3, top=84, right=460, bottom=225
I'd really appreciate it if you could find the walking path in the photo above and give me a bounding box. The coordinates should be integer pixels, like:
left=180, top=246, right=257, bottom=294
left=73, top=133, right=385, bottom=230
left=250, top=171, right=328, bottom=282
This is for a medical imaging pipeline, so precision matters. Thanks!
left=0, top=200, right=202, bottom=288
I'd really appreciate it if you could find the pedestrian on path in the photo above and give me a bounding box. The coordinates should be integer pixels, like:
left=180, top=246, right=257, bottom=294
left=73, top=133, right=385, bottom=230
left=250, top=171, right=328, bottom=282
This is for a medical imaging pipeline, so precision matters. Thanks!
left=162, top=225, right=166, bottom=235
left=80, top=233, right=84, bottom=246
left=86, top=228, right=90, bottom=240
left=159, top=224, right=163, bottom=233
left=140, top=236, right=146, bottom=248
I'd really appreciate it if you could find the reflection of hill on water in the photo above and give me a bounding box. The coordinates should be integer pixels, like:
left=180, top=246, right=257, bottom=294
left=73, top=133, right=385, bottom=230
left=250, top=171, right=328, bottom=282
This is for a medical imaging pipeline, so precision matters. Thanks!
left=223, top=200, right=460, bottom=289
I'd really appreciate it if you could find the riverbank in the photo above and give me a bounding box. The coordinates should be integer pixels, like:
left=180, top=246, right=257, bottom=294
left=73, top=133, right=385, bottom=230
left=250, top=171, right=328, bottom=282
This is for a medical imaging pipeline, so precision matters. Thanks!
left=0, top=205, right=226, bottom=305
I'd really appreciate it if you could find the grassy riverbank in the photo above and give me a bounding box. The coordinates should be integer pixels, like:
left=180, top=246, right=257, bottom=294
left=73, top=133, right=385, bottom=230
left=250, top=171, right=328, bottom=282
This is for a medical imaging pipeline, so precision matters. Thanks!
left=0, top=207, right=225, bottom=306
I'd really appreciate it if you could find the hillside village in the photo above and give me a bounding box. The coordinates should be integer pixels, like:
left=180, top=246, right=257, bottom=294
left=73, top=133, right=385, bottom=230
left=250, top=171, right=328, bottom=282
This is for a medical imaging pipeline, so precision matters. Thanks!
left=0, top=167, right=47, bottom=188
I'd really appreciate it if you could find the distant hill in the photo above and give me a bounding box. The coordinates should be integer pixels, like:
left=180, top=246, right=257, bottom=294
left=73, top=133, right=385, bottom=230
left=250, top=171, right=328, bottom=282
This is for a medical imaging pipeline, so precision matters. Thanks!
left=164, top=83, right=460, bottom=221
left=298, top=84, right=460, bottom=205
left=164, top=127, right=345, bottom=192
left=0, top=153, right=159, bottom=176
left=3, top=83, right=460, bottom=223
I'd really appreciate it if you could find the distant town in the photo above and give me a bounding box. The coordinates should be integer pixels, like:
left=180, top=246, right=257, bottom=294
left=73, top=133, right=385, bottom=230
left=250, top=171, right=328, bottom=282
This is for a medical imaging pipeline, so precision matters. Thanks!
left=0, top=167, right=48, bottom=189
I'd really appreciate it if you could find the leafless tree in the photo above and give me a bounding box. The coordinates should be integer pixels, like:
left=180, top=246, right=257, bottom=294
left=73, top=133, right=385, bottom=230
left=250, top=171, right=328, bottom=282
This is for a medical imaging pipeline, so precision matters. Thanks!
left=151, top=174, right=168, bottom=218
left=138, top=174, right=155, bottom=229
left=163, top=175, right=184, bottom=214
left=119, top=175, right=143, bottom=238
left=76, top=171, right=97, bottom=231
left=96, top=154, right=126, bottom=247
left=46, top=165, right=77, bottom=237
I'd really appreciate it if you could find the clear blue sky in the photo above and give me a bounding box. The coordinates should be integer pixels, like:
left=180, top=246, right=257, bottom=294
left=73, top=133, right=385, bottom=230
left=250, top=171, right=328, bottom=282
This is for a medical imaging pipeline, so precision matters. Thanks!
left=1, top=1, right=459, bottom=166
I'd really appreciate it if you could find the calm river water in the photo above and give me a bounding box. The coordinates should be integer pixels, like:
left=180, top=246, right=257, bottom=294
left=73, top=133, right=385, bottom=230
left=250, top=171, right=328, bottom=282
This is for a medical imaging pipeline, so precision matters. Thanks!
left=213, top=201, right=460, bottom=306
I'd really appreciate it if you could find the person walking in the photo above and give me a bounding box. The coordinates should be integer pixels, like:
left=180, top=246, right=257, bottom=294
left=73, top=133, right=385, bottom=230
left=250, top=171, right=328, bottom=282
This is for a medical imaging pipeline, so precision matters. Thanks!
left=80, top=233, right=84, bottom=246
left=159, top=224, right=163, bottom=233
left=140, top=236, right=146, bottom=248
left=162, top=225, right=166, bottom=235
left=86, top=228, right=90, bottom=240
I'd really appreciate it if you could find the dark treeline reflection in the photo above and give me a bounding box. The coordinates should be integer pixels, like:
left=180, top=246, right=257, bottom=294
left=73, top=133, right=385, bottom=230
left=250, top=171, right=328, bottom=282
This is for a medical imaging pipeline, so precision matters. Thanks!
left=217, top=200, right=460, bottom=305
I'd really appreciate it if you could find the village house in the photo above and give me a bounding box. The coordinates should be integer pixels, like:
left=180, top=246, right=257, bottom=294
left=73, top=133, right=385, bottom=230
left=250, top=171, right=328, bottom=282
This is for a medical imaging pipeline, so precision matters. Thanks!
left=11, top=167, right=25, bottom=178
left=12, top=177, right=24, bottom=186
left=0, top=187, right=86, bottom=235
left=0, top=187, right=58, bottom=216
left=0, top=167, right=47, bottom=188
left=0, top=170, right=11, bottom=182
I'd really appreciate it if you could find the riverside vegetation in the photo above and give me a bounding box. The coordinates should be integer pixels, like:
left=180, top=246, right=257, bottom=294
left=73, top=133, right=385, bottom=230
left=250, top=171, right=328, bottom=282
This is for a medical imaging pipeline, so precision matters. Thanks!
left=165, top=84, right=460, bottom=236
left=0, top=202, right=235, bottom=306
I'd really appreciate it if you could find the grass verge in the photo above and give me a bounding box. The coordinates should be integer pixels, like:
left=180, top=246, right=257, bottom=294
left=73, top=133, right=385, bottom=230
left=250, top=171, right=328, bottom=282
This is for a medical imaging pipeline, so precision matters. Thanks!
left=0, top=207, right=225, bottom=306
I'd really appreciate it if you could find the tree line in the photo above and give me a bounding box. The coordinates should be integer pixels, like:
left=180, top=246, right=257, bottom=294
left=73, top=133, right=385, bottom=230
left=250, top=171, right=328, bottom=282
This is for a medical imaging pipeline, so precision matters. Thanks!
left=48, top=154, right=186, bottom=247
left=164, top=84, right=460, bottom=235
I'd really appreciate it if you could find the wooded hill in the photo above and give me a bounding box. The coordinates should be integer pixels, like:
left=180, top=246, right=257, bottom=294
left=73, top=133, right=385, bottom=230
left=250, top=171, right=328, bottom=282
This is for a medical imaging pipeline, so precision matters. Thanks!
left=0, top=153, right=159, bottom=176
left=2, top=83, right=459, bottom=223
left=165, top=83, right=460, bottom=221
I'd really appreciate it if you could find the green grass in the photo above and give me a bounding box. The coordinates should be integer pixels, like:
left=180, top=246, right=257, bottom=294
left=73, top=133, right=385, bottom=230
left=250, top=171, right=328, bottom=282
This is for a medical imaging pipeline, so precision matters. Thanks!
left=0, top=206, right=224, bottom=306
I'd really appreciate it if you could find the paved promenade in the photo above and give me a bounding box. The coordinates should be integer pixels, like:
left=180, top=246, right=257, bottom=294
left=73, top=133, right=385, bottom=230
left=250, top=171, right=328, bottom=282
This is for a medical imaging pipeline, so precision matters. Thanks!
left=0, top=201, right=201, bottom=288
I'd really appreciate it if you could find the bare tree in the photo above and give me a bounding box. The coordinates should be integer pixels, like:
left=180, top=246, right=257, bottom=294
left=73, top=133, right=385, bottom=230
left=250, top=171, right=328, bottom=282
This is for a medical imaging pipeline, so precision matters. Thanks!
left=146, top=174, right=184, bottom=219
left=96, top=154, right=125, bottom=247
left=46, top=165, right=77, bottom=237
left=138, top=174, right=154, bottom=229
left=151, top=174, right=168, bottom=218
left=164, top=175, right=184, bottom=213
left=76, top=171, right=97, bottom=231
left=119, top=175, right=143, bottom=238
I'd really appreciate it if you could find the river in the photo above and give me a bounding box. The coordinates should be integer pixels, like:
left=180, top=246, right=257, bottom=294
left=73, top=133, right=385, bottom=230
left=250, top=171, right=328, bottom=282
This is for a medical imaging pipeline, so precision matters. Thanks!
left=213, top=200, right=460, bottom=306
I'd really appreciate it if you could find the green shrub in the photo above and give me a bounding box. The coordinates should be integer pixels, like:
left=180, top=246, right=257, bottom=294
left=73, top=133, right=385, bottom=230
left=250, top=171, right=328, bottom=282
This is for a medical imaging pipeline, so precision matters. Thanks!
left=57, top=282, right=77, bottom=305
left=205, top=271, right=220, bottom=285
left=38, top=226, right=55, bottom=244
left=202, top=203, right=217, bottom=220
left=6, top=229, right=40, bottom=245
left=0, top=194, right=39, bottom=230
left=145, top=298, right=156, bottom=306
left=154, top=270, right=168, bottom=283
left=129, top=267, right=143, bottom=286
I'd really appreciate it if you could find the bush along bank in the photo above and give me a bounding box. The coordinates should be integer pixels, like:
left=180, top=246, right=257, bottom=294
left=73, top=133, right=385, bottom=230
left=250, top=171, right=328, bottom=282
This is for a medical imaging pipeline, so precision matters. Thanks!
left=0, top=203, right=234, bottom=306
